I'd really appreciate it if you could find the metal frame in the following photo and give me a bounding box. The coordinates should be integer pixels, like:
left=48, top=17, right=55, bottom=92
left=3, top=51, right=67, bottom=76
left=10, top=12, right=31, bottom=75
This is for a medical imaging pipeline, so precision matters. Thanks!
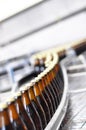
left=45, top=61, right=68, bottom=130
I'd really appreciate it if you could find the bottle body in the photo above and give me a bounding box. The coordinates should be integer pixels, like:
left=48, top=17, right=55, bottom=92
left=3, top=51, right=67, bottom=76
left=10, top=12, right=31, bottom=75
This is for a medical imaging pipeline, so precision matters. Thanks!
left=8, top=102, right=27, bottom=130
left=15, top=96, right=36, bottom=130
left=21, top=90, right=43, bottom=130
left=38, top=79, right=54, bottom=117
left=0, top=108, right=13, bottom=130
left=43, top=76, right=56, bottom=112
left=28, top=87, right=47, bottom=129
left=34, top=83, right=51, bottom=124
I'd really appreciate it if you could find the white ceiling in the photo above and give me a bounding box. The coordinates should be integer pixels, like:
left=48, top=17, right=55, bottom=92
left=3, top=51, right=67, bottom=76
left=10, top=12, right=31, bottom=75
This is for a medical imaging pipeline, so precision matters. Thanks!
left=0, top=0, right=43, bottom=21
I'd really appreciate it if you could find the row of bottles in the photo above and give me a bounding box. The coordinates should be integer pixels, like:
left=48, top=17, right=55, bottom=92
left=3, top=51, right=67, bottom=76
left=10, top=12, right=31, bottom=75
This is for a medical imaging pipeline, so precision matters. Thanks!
left=0, top=53, right=64, bottom=130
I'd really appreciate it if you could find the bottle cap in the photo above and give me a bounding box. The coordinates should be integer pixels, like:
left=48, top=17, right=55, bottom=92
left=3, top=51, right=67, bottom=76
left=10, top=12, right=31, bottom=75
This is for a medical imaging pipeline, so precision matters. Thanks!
left=38, top=74, right=42, bottom=80
left=14, top=91, right=21, bottom=99
left=38, top=72, right=45, bottom=78
left=41, top=70, right=47, bottom=76
left=0, top=102, right=7, bottom=111
left=26, top=82, right=34, bottom=89
left=31, top=77, right=39, bottom=84
left=20, top=86, right=27, bottom=93
left=6, top=95, right=15, bottom=105
left=45, top=54, right=52, bottom=65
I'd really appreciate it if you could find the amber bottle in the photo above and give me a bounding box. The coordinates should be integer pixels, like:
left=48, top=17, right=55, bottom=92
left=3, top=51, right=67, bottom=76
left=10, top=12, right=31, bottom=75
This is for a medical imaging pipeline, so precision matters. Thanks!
left=50, top=68, right=61, bottom=102
left=56, top=65, right=64, bottom=98
left=33, top=82, right=51, bottom=123
left=52, top=67, right=60, bottom=91
left=42, top=76, right=56, bottom=112
left=38, top=78, right=54, bottom=117
left=53, top=66, right=62, bottom=91
left=28, top=87, right=47, bottom=129
left=0, top=102, right=13, bottom=130
left=7, top=98, right=27, bottom=130
left=54, top=65, right=64, bottom=98
left=49, top=70, right=60, bottom=104
left=14, top=91, right=36, bottom=130
left=44, top=74, right=57, bottom=111
left=47, top=71, right=58, bottom=108
left=54, top=64, right=64, bottom=89
left=57, top=64, right=64, bottom=82
left=21, top=88, right=43, bottom=130
left=34, top=58, right=45, bottom=74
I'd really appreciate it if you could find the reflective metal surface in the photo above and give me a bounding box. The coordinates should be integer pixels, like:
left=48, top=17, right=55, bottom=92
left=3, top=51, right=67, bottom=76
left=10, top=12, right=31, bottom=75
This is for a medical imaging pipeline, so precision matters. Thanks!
left=45, top=61, right=68, bottom=130
left=59, top=52, right=86, bottom=130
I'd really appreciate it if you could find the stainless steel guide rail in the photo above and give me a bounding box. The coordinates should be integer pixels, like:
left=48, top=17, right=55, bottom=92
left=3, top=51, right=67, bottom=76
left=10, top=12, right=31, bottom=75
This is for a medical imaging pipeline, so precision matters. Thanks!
left=45, top=60, right=68, bottom=130
left=59, top=51, right=86, bottom=130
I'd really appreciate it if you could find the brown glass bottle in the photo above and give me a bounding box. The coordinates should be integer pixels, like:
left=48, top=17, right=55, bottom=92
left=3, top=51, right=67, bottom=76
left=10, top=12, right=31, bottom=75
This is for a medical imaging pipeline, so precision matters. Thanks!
left=50, top=69, right=60, bottom=102
left=0, top=103, right=13, bottom=130
left=33, top=82, right=51, bottom=123
left=28, top=87, right=47, bottom=129
left=42, top=76, right=56, bottom=112
left=14, top=92, right=36, bottom=130
left=41, top=77, right=54, bottom=116
left=21, top=89, right=43, bottom=130
left=55, top=65, right=64, bottom=98
left=53, top=66, right=62, bottom=91
left=44, top=74, right=57, bottom=111
left=49, top=70, right=60, bottom=105
left=54, top=65, right=64, bottom=89
left=7, top=98, right=27, bottom=130
left=52, top=67, right=61, bottom=91
left=54, top=65, right=64, bottom=100
left=38, top=78, right=54, bottom=117
left=57, top=64, right=64, bottom=82
left=47, top=71, right=58, bottom=108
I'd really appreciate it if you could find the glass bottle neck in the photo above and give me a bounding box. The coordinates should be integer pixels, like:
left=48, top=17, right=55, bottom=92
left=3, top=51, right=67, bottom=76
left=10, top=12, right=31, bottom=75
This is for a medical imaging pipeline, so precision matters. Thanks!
left=28, top=88, right=36, bottom=101
left=38, top=80, right=44, bottom=92
left=21, top=91, right=31, bottom=109
left=15, top=97, right=24, bottom=113
left=34, top=83, right=41, bottom=97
